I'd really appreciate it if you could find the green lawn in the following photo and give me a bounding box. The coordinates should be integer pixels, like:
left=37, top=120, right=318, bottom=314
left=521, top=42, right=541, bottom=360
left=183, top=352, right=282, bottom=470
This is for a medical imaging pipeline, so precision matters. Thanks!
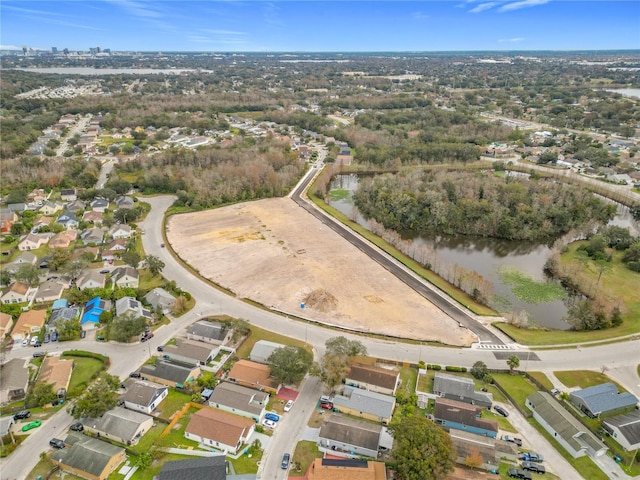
left=155, top=390, right=193, bottom=421
left=230, top=449, right=262, bottom=474
left=63, top=356, right=105, bottom=392
left=481, top=409, right=517, bottom=433
left=128, top=423, right=164, bottom=455
left=235, top=323, right=311, bottom=359
left=417, top=370, right=436, bottom=392
left=290, top=440, right=321, bottom=477
left=398, top=366, right=417, bottom=398
left=527, top=371, right=554, bottom=390
left=491, top=373, right=539, bottom=411
left=553, top=370, right=626, bottom=391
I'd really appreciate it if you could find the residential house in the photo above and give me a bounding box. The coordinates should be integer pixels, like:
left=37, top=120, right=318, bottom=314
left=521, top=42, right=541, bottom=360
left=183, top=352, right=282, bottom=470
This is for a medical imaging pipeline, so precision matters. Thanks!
left=139, top=359, right=201, bottom=388
left=184, top=406, right=255, bottom=455
left=208, top=382, right=269, bottom=422
left=26, top=189, right=46, bottom=206
left=449, top=430, right=518, bottom=471
left=39, top=201, right=64, bottom=216
left=80, top=227, right=105, bottom=245
left=8, top=251, right=38, bottom=267
left=76, top=270, right=106, bottom=290
left=603, top=411, right=640, bottom=451
left=108, top=224, right=132, bottom=239
left=157, top=456, right=227, bottom=480
left=83, top=408, right=152, bottom=447
left=37, top=356, right=74, bottom=393
left=66, top=199, right=86, bottom=213
left=60, top=189, right=77, bottom=201
left=18, top=232, right=51, bottom=251
left=318, top=415, right=383, bottom=459
left=72, top=246, right=99, bottom=262
left=433, top=372, right=493, bottom=408
left=249, top=340, right=286, bottom=364
left=49, top=306, right=80, bottom=328
left=434, top=397, right=499, bottom=438
left=307, top=458, right=387, bottom=480
left=115, top=296, right=152, bottom=320
left=144, top=288, right=175, bottom=314
left=227, top=360, right=279, bottom=394
left=0, top=358, right=29, bottom=404
left=569, top=383, right=638, bottom=418
left=51, top=433, right=126, bottom=480
left=0, top=416, right=14, bottom=437
left=81, top=297, right=112, bottom=328
left=110, top=266, right=139, bottom=288
left=82, top=210, right=104, bottom=225
left=332, top=387, right=396, bottom=424
left=0, top=312, right=13, bottom=338
left=101, top=239, right=127, bottom=262
left=1, top=282, right=35, bottom=304
left=526, top=392, right=607, bottom=458
left=0, top=210, right=17, bottom=233
left=32, top=216, right=53, bottom=232
left=12, top=309, right=46, bottom=342
left=162, top=339, right=215, bottom=366
left=186, top=320, right=232, bottom=346
left=56, top=210, right=79, bottom=229
left=90, top=198, right=110, bottom=213
left=34, top=280, right=66, bottom=303
left=49, top=230, right=77, bottom=249
left=345, top=363, right=400, bottom=397
left=115, top=196, right=135, bottom=209
left=120, top=380, right=168, bottom=414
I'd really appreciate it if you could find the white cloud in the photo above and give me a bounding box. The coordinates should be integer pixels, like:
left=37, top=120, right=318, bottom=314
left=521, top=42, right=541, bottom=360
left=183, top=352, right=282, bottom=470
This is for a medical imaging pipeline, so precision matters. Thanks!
left=0, top=44, right=25, bottom=50
left=109, top=0, right=163, bottom=18
left=412, top=11, right=430, bottom=19
left=499, top=0, right=551, bottom=12
left=499, top=37, right=525, bottom=42
left=203, top=29, right=247, bottom=36
left=469, top=2, right=500, bottom=13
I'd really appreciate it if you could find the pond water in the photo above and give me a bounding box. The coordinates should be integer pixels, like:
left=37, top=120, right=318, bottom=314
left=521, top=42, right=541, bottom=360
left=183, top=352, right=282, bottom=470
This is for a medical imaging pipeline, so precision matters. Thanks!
left=328, top=174, right=638, bottom=330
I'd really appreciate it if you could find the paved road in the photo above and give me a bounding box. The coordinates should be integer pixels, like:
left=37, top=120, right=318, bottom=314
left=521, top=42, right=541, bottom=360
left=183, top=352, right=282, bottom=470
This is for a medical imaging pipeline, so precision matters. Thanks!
left=55, top=115, right=91, bottom=157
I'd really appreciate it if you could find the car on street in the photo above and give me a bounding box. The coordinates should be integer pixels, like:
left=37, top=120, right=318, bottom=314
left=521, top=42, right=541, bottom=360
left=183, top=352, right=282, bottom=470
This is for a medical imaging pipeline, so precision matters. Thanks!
left=265, top=413, right=280, bottom=422
left=501, top=435, right=523, bottom=447
left=49, top=438, right=66, bottom=449
left=141, top=332, right=154, bottom=342
left=33, top=351, right=45, bottom=358
left=284, top=400, right=294, bottom=412
left=43, top=333, right=50, bottom=343
left=157, top=345, right=164, bottom=352
left=22, top=338, right=30, bottom=346
left=13, top=410, right=31, bottom=420
left=51, top=331, right=58, bottom=342
left=281, top=453, right=291, bottom=469
left=518, top=452, right=544, bottom=463
left=96, top=335, right=106, bottom=341
left=494, top=405, right=509, bottom=417
left=21, top=420, right=42, bottom=432
left=522, top=462, right=546, bottom=474
left=160, top=243, right=165, bottom=248
left=70, top=422, right=84, bottom=432
left=262, top=419, right=277, bottom=429
left=508, top=469, right=532, bottom=479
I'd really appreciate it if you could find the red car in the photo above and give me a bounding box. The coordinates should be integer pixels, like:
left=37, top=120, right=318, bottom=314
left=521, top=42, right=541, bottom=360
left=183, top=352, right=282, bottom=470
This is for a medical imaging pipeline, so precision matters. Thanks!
left=320, top=402, right=333, bottom=410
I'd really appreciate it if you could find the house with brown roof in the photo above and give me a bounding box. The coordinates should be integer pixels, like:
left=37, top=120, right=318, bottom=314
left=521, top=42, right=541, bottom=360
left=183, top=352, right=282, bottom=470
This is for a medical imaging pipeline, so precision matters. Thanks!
left=26, top=189, right=46, bottom=205
left=307, top=458, right=387, bottom=480
left=101, top=239, right=127, bottom=262
left=0, top=210, right=17, bottom=233
left=49, top=230, right=77, bottom=249
left=82, top=210, right=104, bottom=225
left=37, top=356, right=74, bottom=393
left=449, top=430, right=518, bottom=471
left=32, top=216, right=53, bottom=231
left=34, top=280, right=66, bottom=303
left=0, top=312, right=13, bottom=338
left=0, top=358, right=30, bottom=404
left=184, top=406, right=255, bottom=455
left=18, top=232, right=51, bottom=251
left=346, top=363, right=400, bottom=396
left=434, top=397, right=498, bottom=438
left=227, top=359, right=280, bottom=394
left=1, top=282, right=36, bottom=305
left=12, top=309, right=46, bottom=342
left=39, top=201, right=65, bottom=216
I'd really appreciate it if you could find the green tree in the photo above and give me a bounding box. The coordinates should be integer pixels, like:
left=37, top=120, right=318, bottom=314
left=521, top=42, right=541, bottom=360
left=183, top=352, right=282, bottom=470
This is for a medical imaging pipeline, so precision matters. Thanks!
left=10, top=223, right=26, bottom=236
left=48, top=249, right=72, bottom=271
left=311, top=337, right=367, bottom=395
left=62, top=259, right=88, bottom=281
left=29, top=382, right=57, bottom=407
left=470, top=361, right=488, bottom=380
left=57, top=318, right=81, bottom=341
left=143, top=255, right=165, bottom=276
left=137, top=453, right=152, bottom=471
left=0, top=269, right=12, bottom=287
left=506, top=354, right=520, bottom=374
left=268, top=346, right=313, bottom=385
left=197, top=372, right=218, bottom=389
left=389, top=415, right=455, bottom=480
left=109, top=315, right=147, bottom=343
left=325, top=336, right=367, bottom=357
left=121, top=251, right=141, bottom=268
left=71, top=376, right=118, bottom=419
left=14, top=263, right=40, bottom=287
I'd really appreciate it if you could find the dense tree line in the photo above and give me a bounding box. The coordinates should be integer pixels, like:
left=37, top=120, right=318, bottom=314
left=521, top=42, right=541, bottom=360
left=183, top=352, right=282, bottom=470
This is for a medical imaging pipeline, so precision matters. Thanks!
left=353, top=170, right=616, bottom=241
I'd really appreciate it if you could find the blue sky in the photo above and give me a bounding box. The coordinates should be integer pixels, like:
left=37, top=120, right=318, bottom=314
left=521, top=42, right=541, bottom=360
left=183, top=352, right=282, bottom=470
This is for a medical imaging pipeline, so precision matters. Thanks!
left=1, top=1, right=639, bottom=52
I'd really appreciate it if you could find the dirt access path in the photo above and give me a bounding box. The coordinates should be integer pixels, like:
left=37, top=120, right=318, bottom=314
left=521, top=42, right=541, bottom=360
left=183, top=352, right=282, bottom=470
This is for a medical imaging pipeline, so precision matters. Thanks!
left=167, top=197, right=476, bottom=346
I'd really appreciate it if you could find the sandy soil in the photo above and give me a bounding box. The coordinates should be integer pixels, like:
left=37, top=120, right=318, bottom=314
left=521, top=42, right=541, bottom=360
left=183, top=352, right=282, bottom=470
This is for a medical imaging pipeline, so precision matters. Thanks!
left=167, top=198, right=476, bottom=346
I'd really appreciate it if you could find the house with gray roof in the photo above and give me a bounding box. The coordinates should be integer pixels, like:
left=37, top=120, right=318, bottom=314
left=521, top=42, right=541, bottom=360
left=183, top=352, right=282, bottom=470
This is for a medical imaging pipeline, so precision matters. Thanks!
left=318, top=414, right=383, bottom=458
left=84, top=406, right=153, bottom=446
left=115, top=196, right=135, bottom=209
left=208, top=381, right=268, bottom=422
left=332, top=387, right=396, bottom=424
left=76, top=270, right=106, bottom=290
left=162, top=339, right=215, bottom=366
left=569, top=383, right=638, bottom=418
left=158, top=456, right=227, bottom=480
left=80, top=227, right=105, bottom=245
left=527, top=391, right=607, bottom=458
left=51, top=433, right=126, bottom=480
left=0, top=415, right=14, bottom=437
left=249, top=340, right=286, bottom=364
left=186, top=320, right=232, bottom=346
left=56, top=210, right=78, bottom=229
left=49, top=306, right=80, bottom=327
left=115, top=296, right=152, bottom=320
left=144, top=287, right=175, bottom=314
left=90, top=198, right=110, bottom=213
left=433, top=372, right=493, bottom=408
left=120, top=380, right=168, bottom=414
left=603, top=411, right=640, bottom=451
left=110, top=266, right=139, bottom=289
left=0, top=358, right=29, bottom=404
left=140, top=360, right=201, bottom=388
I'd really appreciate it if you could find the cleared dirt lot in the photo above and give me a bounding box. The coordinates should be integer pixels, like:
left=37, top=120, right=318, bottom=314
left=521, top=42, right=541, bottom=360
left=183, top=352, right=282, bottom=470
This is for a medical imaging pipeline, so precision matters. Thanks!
left=167, top=197, right=476, bottom=346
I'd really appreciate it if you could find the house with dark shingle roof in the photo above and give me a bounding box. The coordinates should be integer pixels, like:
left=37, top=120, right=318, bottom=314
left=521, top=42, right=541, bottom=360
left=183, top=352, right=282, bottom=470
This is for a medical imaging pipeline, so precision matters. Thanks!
left=208, top=382, right=269, bottom=422
left=603, top=411, right=640, bottom=451
left=332, top=387, right=396, bottom=424
left=345, top=363, right=400, bottom=396
left=184, top=407, right=255, bottom=455
left=120, top=380, right=168, bottom=414
left=49, top=306, right=80, bottom=327
left=0, top=358, right=29, bottom=404
left=139, top=360, right=200, bottom=388
left=162, top=339, right=215, bottom=366
left=450, top=430, right=518, bottom=471
left=144, top=287, right=175, bottom=314
left=318, top=415, right=383, bottom=459
left=527, top=391, right=607, bottom=458
left=434, top=397, right=498, bottom=438
left=85, top=407, right=154, bottom=446
left=569, top=383, right=638, bottom=418
left=186, top=320, right=232, bottom=346
left=433, top=372, right=493, bottom=408
left=158, top=456, right=227, bottom=480
left=50, top=433, right=126, bottom=480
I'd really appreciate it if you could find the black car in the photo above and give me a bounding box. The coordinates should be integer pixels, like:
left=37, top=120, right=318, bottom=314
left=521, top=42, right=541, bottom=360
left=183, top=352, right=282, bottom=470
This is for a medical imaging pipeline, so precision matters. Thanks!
left=51, top=331, right=58, bottom=342
left=522, top=461, right=546, bottom=474
left=43, top=333, right=50, bottom=343
left=69, top=422, right=84, bottom=432
left=494, top=405, right=509, bottom=417
left=508, top=469, right=532, bottom=480
left=49, top=438, right=66, bottom=449
left=129, top=371, right=141, bottom=378
left=157, top=345, right=164, bottom=352
left=13, top=410, right=31, bottom=420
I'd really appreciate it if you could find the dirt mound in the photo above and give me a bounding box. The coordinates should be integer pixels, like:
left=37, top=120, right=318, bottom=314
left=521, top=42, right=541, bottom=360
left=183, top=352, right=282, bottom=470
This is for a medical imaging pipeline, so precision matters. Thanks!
left=304, top=288, right=338, bottom=312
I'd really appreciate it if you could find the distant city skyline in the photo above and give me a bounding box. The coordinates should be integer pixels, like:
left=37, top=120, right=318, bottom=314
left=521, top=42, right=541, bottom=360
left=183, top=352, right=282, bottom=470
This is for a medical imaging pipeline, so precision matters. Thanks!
left=1, top=1, right=639, bottom=52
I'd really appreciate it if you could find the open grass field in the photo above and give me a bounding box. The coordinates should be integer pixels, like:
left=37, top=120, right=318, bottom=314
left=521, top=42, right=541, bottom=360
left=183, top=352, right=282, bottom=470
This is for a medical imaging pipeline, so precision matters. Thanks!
left=527, top=371, right=554, bottom=390
left=291, top=440, right=321, bottom=477
left=62, top=356, right=105, bottom=392
left=491, top=373, right=539, bottom=410
left=553, top=370, right=627, bottom=391
left=235, top=323, right=312, bottom=359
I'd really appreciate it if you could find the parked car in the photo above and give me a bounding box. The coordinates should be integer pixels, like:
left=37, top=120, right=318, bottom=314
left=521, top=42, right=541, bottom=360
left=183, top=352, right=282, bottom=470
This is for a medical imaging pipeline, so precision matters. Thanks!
left=160, top=243, right=165, bottom=248
left=262, top=419, right=277, bottom=429
left=141, top=332, right=154, bottom=342
left=43, top=333, right=50, bottom=343
left=157, top=345, right=164, bottom=352
left=13, top=410, right=31, bottom=420
left=522, top=462, right=546, bottom=474
left=49, top=438, right=66, bottom=449
left=320, top=402, right=333, bottom=410
left=281, top=453, right=291, bottom=469
left=33, top=351, right=45, bottom=358
left=494, top=405, right=509, bottom=417
left=30, top=337, right=39, bottom=346
left=284, top=400, right=294, bottom=412
left=21, top=420, right=42, bottom=432
left=129, top=371, right=141, bottom=378
left=80, top=330, right=86, bottom=339
left=51, top=331, right=58, bottom=342
left=69, top=422, right=84, bottom=432
left=22, top=338, right=30, bottom=346
left=518, top=452, right=544, bottom=463
left=265, top=413, right=280, bottom=422
left=96, top=335, right=106, bottom=341
left=508, top=469, right=532, bottom=480
left=501, top=435, right=523, bottom=447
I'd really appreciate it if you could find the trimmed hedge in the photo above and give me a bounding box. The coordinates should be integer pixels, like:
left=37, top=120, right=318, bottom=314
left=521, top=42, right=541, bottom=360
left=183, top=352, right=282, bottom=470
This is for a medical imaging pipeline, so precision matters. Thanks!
left=62, top=350, right=110, bottom=366
left=445, top=365, right=467, bottom=372
left=426, top=364, right=442, bottom=370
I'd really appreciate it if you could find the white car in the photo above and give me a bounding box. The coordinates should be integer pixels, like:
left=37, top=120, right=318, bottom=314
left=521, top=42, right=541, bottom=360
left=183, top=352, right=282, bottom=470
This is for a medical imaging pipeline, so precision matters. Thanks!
left=284, top=400, right=294, bottom=412
left=262, top=419, right=277, bottom=429
left=22, top=337, right=30, bottom=346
